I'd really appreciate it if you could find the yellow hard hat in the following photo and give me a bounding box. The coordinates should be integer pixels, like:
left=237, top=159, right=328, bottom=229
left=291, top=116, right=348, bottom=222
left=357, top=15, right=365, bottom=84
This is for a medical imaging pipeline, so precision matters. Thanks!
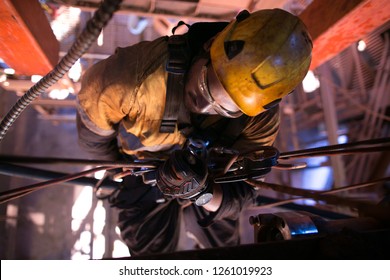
left=210, top=9, right=313, bottom=116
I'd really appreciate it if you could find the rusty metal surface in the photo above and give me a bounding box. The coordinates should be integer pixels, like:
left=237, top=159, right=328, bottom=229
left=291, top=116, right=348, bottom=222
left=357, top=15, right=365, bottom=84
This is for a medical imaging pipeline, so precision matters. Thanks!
left=300, top=0, right=390, bottom=69
left=0, top=0, right=59, bottom=76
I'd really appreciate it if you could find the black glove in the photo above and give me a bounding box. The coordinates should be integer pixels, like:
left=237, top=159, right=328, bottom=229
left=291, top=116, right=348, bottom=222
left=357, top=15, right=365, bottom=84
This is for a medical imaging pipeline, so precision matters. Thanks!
left=94, top=168, right=124, bottom=199
left=156, top=149, right=208, bottom=201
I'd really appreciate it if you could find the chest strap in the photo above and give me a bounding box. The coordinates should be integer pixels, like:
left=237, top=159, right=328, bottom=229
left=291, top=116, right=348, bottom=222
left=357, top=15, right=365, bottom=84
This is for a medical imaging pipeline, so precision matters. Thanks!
left=160, top=34, right=190, bottom=133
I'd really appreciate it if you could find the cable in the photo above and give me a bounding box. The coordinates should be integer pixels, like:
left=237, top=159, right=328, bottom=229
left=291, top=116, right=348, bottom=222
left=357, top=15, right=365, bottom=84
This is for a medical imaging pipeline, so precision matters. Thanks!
left=247, top=176, right=390, bottom=210
left=0, top=0, right=123, bottom=141
left=251, top=177, right=390, bottom=210
left=279, top=137, right=390, bottom=159
left=0, top=165, right=117, bottom=204
left=0, top=155, right=159, bottom=168
left=0, top=157, right=160, bottom=204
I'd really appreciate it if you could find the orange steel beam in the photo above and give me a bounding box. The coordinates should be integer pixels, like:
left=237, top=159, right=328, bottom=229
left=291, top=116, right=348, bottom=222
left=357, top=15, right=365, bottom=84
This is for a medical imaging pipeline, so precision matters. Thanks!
left=299, top=0, right=390, bottom=70
left=0, top=0, right=59, bottom=76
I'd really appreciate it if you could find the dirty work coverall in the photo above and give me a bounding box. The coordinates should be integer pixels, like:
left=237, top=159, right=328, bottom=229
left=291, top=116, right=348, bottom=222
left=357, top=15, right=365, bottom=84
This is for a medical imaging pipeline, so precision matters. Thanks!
left=76, top=34, right=280, bottom=256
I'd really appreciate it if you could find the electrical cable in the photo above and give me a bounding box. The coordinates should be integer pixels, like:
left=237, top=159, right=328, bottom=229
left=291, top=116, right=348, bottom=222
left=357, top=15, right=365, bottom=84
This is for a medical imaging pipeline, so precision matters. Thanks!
left=0, top=0, right=123, bottom=141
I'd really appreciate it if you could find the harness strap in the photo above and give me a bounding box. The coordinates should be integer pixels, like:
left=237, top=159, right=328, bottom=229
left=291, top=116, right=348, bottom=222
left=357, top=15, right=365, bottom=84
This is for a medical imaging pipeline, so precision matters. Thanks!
left=160, top=34, right=190, bottom=133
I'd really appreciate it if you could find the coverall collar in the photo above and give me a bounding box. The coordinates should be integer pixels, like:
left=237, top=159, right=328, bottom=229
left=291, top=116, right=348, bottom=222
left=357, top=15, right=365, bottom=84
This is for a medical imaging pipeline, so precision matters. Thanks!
left=184, top=52, right=242, bottom=118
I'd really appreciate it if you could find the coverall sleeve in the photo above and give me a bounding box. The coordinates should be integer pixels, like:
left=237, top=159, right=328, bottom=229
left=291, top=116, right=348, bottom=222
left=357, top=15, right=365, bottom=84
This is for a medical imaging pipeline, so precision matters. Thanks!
left=76, top=112, right=121, bottom=160
left=76, top=46, right=138, bottom=160
left=231, top=105, right=280, bottom=153
left=76, top=37, right=171, bottom=160
left=202, top=106, right=280, bottom=225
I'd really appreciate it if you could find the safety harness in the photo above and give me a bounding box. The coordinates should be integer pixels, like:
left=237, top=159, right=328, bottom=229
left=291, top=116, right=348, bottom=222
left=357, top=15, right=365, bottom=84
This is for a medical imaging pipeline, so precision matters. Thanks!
left=159, top=23, right=191, bottom=133
left=160, top=21, right=248, bottom=148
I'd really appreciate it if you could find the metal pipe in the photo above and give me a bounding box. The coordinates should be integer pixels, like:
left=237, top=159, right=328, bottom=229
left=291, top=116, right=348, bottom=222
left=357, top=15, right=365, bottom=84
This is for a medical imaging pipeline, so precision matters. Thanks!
left=355, top=32, right=390, bottom=183
left=318, top=63, right=346, bottom=187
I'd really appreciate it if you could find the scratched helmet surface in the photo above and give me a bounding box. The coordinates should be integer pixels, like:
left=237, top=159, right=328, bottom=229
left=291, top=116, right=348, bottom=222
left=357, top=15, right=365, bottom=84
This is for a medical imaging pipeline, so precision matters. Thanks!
left=210, top=9, right=313, bottom=116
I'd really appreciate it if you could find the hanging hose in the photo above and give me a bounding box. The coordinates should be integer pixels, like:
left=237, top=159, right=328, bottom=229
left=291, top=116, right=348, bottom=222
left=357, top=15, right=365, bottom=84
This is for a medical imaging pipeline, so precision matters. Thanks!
left=0, top=0, right=123, bottom=141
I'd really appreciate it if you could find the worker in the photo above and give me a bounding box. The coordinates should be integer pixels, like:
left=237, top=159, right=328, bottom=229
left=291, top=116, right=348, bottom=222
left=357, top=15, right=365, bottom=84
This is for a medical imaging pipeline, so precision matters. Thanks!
left=76, top=8, right=312, bottom=256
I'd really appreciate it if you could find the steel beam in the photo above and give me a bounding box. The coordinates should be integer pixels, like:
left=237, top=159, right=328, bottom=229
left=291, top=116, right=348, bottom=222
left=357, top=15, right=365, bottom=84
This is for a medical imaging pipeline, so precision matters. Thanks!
left=318, top=63, right=347, bottom=187
left=0, top=0, right=59, bottom=75
left=299, top=0, right=390, bottom=70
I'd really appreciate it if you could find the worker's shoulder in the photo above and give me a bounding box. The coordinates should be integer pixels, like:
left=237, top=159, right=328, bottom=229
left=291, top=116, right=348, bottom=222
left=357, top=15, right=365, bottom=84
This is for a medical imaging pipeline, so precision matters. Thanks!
left=114, top=36, right=169, bottom=58
left=83, top=36, right=169, bottom=81
left=100, top=36, right=169, bottom=75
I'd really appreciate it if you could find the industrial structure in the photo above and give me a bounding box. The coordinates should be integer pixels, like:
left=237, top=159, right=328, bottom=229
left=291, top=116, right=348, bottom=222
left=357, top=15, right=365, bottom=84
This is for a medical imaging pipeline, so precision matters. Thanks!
left=0, top=0, right=389, bottom=259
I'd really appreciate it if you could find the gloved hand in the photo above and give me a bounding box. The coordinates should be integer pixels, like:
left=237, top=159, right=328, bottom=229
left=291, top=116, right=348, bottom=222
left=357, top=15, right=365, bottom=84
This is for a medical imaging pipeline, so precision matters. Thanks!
left=94, top=167, right=124, bottom=199
left=156, top=149, right=208, bottom=200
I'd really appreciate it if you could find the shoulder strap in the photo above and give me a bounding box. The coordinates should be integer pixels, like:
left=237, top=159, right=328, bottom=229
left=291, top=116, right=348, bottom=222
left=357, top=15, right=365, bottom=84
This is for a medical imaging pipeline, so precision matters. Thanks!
left=160, top=21, right=229, bottom=133
left=160, top=33, right=190, bottom=133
